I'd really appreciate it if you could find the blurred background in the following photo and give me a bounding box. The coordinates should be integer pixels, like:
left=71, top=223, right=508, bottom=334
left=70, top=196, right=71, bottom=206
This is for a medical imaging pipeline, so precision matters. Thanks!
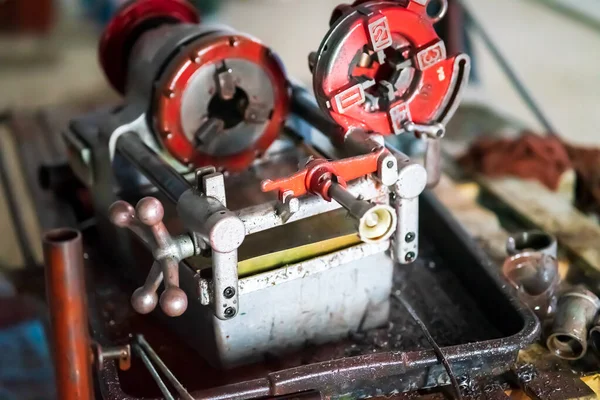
left=0, top=0, right=599, bottom=144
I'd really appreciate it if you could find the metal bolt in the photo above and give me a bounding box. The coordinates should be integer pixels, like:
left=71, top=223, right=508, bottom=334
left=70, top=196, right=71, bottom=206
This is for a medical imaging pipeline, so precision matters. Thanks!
left=405, top=252, right=416, bottom=262
left=223, top=287, right=235, bottom=299
left=93, top=343, right=131, bottom=371
left=224, top=307, right=236, bottom=318
left=387, top=160, right=395, bottom=169
left=405, top=232, right=416, bottom=243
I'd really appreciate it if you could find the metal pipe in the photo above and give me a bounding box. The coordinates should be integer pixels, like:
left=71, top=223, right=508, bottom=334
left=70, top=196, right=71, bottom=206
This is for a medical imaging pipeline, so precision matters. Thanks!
left=116, top=132, right=191, bottom=203
left=43, top=228, right=93, bottom=400
left=547, top=286, right=600, bottom=360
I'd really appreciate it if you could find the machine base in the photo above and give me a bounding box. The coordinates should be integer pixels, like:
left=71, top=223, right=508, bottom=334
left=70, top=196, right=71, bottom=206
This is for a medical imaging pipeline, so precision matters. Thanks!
left=177, top=242, right=392, bottom=368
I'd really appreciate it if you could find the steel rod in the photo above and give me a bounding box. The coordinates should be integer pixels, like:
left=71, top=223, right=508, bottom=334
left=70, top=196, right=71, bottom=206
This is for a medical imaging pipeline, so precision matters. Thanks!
left=133, top=343, right=175, bottom=400
left=291, top=84, right=345, bottom=143
left=116, top=132, right=191, bottom=203
left=137, top=335, right=194, bottom=400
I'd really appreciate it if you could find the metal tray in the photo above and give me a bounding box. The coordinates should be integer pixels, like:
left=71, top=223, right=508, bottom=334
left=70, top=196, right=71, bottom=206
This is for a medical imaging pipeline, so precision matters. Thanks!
left=92, top=191, right=540, bottom=400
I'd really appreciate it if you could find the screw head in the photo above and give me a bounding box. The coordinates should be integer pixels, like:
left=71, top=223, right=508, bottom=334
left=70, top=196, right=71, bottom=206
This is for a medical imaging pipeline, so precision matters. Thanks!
left=387, top=160, right=395, bottom=169
left=405, top=252, right=416, bottom=263
left=224, top=307, right=236, bottom=318
left=223, top=287, right=235, bottom=299
left=405, top=232, right=416, bottom=243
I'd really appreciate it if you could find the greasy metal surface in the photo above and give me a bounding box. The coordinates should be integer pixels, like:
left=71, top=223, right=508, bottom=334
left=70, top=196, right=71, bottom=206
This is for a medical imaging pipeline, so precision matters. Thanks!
left=16, top=101, right=597, bottom=399
left=12, top=105, right=542, bottom=398
left=88, top=192, right=538, bottom=399
left=179, top=148, right=387, bottom=276
left=43, top=228, right=93, bottom=400
left=515, top=345, right=597, bottom=400
left=186, top=244, right=393, bottom=368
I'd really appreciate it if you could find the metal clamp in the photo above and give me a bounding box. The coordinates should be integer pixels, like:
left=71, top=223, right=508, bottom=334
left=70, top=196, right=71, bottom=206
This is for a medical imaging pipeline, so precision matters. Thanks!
left=109, top=198, right=197, bottom=317
left=261, top=156, right=397, bottom=243
left=390, top=150, right=427, bottom=264
left=177, top=167, right=246, bottom=320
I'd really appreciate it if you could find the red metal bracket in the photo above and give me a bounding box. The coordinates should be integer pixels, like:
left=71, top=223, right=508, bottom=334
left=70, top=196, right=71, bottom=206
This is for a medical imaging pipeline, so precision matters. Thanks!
left=261, top=149, right=384, bottom=201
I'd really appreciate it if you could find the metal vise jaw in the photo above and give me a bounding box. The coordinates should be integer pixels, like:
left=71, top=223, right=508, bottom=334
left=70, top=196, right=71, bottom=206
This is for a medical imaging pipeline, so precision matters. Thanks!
left=177, top=167, right=246, bottom=320
left=109, top=166, right=245, bottom=320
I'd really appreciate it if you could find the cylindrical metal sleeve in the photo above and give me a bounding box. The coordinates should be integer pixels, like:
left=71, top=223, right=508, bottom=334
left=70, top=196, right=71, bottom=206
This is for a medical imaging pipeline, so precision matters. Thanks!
left=116, top=132, right=191, bottom=203
left=43, top=228, right=92, bottom=400
left=546, top=287, right=600, bottom=360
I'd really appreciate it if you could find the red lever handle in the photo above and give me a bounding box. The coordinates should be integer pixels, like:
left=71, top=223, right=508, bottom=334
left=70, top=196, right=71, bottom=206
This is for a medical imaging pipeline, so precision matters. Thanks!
left=261, top=149, right=384, bottom=201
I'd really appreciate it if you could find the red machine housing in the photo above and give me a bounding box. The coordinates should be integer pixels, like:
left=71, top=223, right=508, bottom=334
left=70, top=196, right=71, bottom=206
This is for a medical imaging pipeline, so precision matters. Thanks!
left=99, top=0, right=200, bottom=94
left=313, top=0, right=467, bottom=136
left=98, top=0, right=290, bottom=172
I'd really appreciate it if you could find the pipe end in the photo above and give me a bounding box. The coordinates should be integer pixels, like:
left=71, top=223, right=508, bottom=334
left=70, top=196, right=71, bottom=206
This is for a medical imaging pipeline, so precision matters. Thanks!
left=358, top=204, right=397, bottom=243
